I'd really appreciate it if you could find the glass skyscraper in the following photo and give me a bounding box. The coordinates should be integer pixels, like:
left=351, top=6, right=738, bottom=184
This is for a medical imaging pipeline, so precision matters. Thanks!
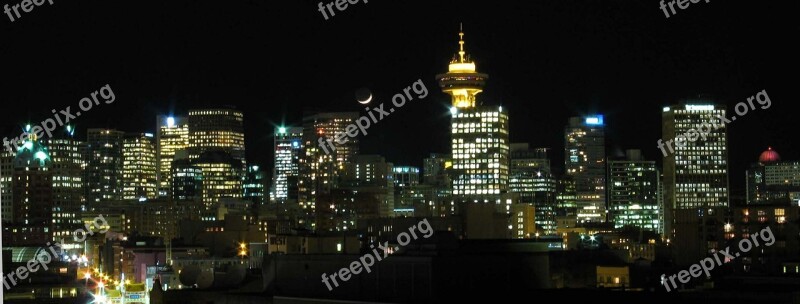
left=157, top=115, right=189, bottom=197
left=272, top=126, right=302, bottom=203
left=565, top=115, right=606, bottom=223
left=608, top=149, right=662, bottom=234
left=123, top=132, right=158, bottom=200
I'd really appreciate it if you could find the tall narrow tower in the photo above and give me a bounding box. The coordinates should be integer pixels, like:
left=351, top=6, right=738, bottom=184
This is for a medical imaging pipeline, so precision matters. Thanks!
left=437, top=26, right=509, bottom=203
left=436, top=24, right=489, bottom=109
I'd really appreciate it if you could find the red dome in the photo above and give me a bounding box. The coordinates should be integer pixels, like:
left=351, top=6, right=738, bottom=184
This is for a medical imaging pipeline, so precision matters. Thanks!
left=758, top=147, right=781, bottom=165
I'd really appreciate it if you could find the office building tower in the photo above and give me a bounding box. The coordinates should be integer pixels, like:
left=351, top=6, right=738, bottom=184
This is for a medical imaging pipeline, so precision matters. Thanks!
left=193, top=150, right=243, bottom=216
left=509, top=144, right=557, bottom=235
left=244, top=164, right=267, bottom=206
left=1, top=149, right=14, bottom=223
left=123, top=132, right=158, bottom=200
left=662, top=103, right=729, bottom=235
left=157, top=115, right=189, bottom=197
left=171, top=151, right=201, bottom=202
left=333, top=154, right=395, bottom=222
left=12, top=134, right=53, bottom=244
left=556, top=176, right=577, bottom=215
left=436, top=28, right=509, bottom=202
left=272, top=126, right=302, bottom=203
left=41, top=125, right=84, bottom=241
left=188, top=108, right=246, bottom=167
left=393, top=166, right=420, bottom=189
left=746, top=147, right=800, bottom=205
left=418, top=154, right=454, bottom=217
left=85, top=129, right=125, bottom=203
left=298, top=112, right=360, bottom=228
left=423, top=153, right=451, bottom=187
left=565, top=115, right=606, bottom=223
left=607, top=149, right=662, bottom=234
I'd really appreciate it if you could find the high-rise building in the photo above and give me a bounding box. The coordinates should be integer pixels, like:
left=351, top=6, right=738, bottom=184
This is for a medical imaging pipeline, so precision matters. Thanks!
left=12, top=135, right=53, bottom=244
left=436, top=28, right=509, bottom=203
left=85, top=129, right=125, bottom=203
left=423, top=153, right=451, bottom=187
left=41, top=125, right=84, bottom=241
left=1, top=149, right=14, bottom=223
left=156, top=115, right=189, bottom=197
left=244, top=164, right=266, bottom=206
left=193, top=150, right=243, bottom=218
left=509, top=144, right=557, bottom=235
left=662, top=103, right=729, bottom=239
left=298, top=112, right=359, bottom=228
left=393, top=166, right=420, bottom=189
left=565, top=115, right=606, bottom=223
left=556, top=175, right=577, bottom=215
left=272, top=126, right=302, bottom=204
left=607, top=149, right=662, bottom=234
left=123, top=132, right=158, bottom=200
left=171, top=151, right=201, bottom=202
left=746, top=147, right=800, bottom=205
left=188, top=108, right=245, bottom=168
left=313, top=153, right=396, bottom=231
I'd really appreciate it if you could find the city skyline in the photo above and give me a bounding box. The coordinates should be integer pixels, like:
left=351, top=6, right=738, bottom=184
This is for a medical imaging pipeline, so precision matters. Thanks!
left=2, top=1, right=799, bottom=302
left=0, top=1, right=795, bottom=196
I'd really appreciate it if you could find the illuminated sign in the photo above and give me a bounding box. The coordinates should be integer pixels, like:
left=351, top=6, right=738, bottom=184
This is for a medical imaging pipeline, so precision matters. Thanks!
left=685, top=105, right=714, bottom=111
left=584, top=115, right=604, bottom=125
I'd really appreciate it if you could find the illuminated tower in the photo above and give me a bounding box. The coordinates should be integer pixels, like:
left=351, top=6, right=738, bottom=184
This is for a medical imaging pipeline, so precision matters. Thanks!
left=193, top=150, right=243, bottom=219
left=85, top=129, right=125, bottom=203
left=188, top=108, right=246, bottom=169
left=436, top=26, right=509, bottom=202
left=41, top=125, right=84, bottom=241
left=156, top=115, right=189, bottom=197
left=436, top=24, right=488, bottom=109
left=11, top=131, right=53, bottom=244
left=298, top=112, right=359, bottom=229
left=608, top=149, right=662, bottom=234
left=244, top=164, right=266, bottom=206
left=123, top=132, right=158, bottom=200
left=662, top=103, right=729, bottom=212
left=1, top=148, right=14, bottom=223
left=509, top=144, right=556, bottom=235
left=272, top=126, right=303, bottom=204
left=565, top=115, right=606, bottom=223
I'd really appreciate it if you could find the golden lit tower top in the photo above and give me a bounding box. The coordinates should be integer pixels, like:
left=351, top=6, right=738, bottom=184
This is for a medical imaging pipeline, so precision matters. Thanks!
left=436, top=24, right=488, bottom=108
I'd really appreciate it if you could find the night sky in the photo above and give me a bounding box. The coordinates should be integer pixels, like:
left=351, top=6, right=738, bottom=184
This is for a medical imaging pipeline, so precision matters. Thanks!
left=1, top=0, right=797, bottom=195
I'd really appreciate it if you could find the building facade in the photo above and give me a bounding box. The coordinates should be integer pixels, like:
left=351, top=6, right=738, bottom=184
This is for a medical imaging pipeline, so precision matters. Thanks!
left=607, top=149, right=662, bottom=234
left=156, top=115, right=189, bottom=198
left=565, top=115, right=606, bottom=223
left=662, top=103, right=729, bottom=237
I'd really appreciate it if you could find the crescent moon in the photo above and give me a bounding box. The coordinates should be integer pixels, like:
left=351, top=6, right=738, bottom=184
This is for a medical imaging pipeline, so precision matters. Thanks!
left=357, top=94, right=373, bottom=104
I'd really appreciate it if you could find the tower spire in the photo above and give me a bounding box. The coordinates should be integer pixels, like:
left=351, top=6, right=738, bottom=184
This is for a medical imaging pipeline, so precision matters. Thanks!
left=458, top=23, right=466, bottom=63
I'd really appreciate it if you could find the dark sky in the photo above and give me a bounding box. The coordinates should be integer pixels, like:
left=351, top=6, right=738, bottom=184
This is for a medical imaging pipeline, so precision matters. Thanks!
left=1, top=0, right=797, bottom=194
